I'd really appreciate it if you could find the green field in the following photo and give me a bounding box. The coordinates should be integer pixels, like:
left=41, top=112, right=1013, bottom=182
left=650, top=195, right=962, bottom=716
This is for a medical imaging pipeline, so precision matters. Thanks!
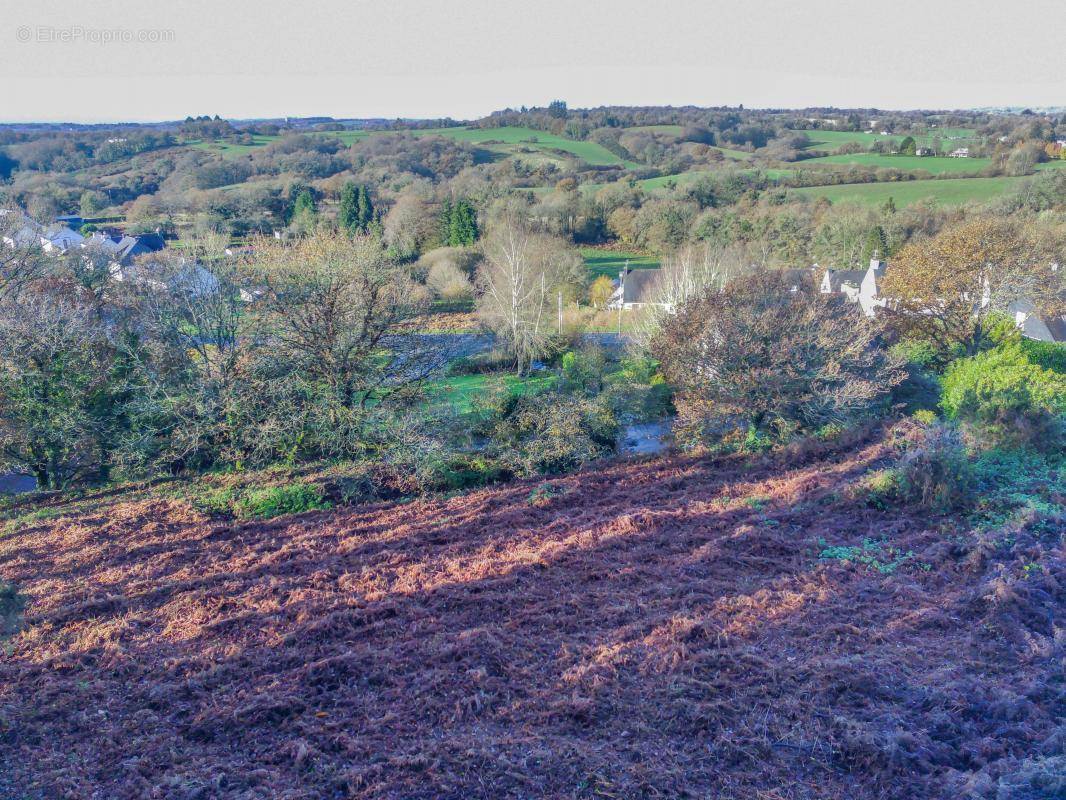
left=192, top=126, right=637, bottom=168
left=788, top=128, right=979, bottom=152
left=426, top=373, right=554, bottom=413
left=581, top=247, right=660, bottom=279
left=187, top=135, right=280, bottom=158
left=792, top=175, right=1029, bottom=207
left=801, top=153, right=993, bottom=174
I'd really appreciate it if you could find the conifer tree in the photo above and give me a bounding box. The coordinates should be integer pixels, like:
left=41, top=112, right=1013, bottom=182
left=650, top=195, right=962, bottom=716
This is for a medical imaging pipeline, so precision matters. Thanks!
left=338, top=182, right=360, bottom=234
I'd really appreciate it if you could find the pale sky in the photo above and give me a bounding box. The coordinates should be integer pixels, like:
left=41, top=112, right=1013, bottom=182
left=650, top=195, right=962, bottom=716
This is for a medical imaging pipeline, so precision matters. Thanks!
left=2, top=0, right=1063, bottom=123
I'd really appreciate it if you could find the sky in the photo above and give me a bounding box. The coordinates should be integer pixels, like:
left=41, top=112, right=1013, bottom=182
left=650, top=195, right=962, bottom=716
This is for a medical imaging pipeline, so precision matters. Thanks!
left=2, top=0, right=1063, bottom=123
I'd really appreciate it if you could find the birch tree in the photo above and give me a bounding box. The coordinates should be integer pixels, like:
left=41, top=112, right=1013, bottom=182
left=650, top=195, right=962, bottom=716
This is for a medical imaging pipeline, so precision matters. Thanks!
left=476, top=217, right=578, bottom=375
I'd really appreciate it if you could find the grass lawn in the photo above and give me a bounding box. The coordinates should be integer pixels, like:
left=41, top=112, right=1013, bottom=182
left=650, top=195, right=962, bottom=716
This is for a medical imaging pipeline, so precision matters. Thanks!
left=801, top=153, right=992, bottom=174
left=580, top=247, right=660, bottom=279
left=792, top=175, right=1029, bottom=207
left=426, top=373, right=554, bottom=413
left=187, top=135, right=280, bottom=158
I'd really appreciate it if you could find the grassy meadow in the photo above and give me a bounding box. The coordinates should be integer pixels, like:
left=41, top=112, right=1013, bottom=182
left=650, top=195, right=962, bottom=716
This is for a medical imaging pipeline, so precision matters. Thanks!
left=792, top=175, right=1031, bottom=207
left=800, top=153, right=993, bottom=174
left=580, top=247, right=660, bottom=279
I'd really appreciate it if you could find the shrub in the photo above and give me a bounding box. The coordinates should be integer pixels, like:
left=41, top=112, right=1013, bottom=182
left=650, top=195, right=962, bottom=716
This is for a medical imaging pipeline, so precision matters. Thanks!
left=486, top=393, right=619, bottom=477
left=940, top=344, right=1066, bottom=448
left=912, top=409, right=938, bottom=425
left=819, top=538, right=914, bottom=574
left=1018, top=338, right=1066, bottom=374
left=433, top=455, right=509, bottom=490
left=851, top=468, right=902, bottom=509
left=896, top=424, right=973, bottom=511
left=559, top=349, right=607, bottom=396
left=889, top=339, right=944, bottom=413
left=653, top=272, right=905, bottom=448
left=602, top=357, right=673, bottom=423
left=236, top=482, right=331, bottom=518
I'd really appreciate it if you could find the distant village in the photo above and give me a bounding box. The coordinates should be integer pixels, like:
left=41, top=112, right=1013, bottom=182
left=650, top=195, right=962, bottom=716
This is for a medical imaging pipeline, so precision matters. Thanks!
left=5, top=208, right=1064, bottom=345
left=611, top=257, right=1066, bottom=343
left=0, top=209, right=221, bottom=296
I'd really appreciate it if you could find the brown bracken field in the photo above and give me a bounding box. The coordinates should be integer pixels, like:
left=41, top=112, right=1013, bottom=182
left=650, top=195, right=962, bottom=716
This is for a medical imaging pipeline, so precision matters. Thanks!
left=0, top=425, right=1062, bottom=799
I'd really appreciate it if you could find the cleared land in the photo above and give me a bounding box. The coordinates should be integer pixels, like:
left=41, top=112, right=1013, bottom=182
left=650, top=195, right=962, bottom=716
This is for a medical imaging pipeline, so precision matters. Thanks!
left=0, top=426, right=1060, bottom=798
left=792, top=175, right=1032, bottom=207
left=377, top=127, right=638, bottom=168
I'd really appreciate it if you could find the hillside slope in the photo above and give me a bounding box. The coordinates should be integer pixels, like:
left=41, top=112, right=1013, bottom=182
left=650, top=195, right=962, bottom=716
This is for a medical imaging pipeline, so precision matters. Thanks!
left=0, top=427, right=1062, bottom=799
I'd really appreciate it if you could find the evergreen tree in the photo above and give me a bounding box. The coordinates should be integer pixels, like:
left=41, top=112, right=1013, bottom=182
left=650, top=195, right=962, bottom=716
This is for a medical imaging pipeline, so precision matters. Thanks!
left=439, top=199, right=478, bottom=247
left=862, top=225, right=889, bottom=262
left=898, top=136, right=917, bottom=156
left=356, top=185, right=374, bottom=232
left=338, top=182, right=360, bottom=234
left=290, top=189, right=317, bottom=233
left=438, top=199, right=453, bottom=245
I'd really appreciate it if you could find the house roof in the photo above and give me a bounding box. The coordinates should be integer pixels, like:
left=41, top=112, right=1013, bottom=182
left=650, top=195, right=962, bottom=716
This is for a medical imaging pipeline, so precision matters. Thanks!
left=824, top=269, right=866, bottom=291
left=1044, top=316, right=1066, bottom=342
left=620, top=268, right=662, bottom=304
left=86, top=232, right=166, bottom=264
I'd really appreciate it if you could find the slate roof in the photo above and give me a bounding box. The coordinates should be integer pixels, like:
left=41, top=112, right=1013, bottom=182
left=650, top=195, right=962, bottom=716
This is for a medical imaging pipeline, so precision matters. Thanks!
left=620, top=268, right=662, bottom=304
left=824, top=269, right=866, bottom=291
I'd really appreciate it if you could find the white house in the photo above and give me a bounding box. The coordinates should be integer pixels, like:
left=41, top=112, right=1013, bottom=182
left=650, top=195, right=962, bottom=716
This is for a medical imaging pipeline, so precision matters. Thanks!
left=948, top=147, right=971, bottom=158
left=819, top=258, right=889, bottom=317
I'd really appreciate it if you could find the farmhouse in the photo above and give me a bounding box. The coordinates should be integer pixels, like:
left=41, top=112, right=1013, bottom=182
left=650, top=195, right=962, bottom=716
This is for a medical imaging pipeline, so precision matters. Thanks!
left=1, top=216, right=85, bottom=253
left=608, top=267, right=663, bottom=310
left=948, top=147, right=971, bottom=158
left=819, top=265, right=866, bottom=303
left=914, top=147, right=934, bottom=157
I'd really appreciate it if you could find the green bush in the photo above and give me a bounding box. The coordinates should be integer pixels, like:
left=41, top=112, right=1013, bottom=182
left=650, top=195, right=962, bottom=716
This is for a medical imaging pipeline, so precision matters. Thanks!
left=852, top=468, right=903, bottom=509
left=433, top=455, right=509, bottom=490
left=889, top=339, right=944, bottom=414
left=1018, top=338, right=1066, bottom=374
left=602, top=357, right=673, bottom=423
left=940, top=344, right=1066, bottom=447
left=236, top=483, right=331, bottom=519
left=559, top=349, right=607, bottom=396
left=911, top=409, right=937, bottom=425
left=191, top=485, right=238, bottom=516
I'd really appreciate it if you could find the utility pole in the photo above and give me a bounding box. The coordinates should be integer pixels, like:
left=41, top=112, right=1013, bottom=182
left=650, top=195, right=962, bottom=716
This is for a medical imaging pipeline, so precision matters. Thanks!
left=557, top=290, right=562, bottom=331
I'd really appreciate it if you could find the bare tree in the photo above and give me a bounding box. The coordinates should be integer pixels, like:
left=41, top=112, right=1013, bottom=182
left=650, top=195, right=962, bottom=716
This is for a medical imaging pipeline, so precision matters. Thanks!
left=0, top=212, right=50, bottom=302
left=476, top=216, right=578, bottom=375
left=248, top=230, right=439, bottom=409
left=634, top=241, right=753, bottom=348
left=652, top=272, right=904, bottom=445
